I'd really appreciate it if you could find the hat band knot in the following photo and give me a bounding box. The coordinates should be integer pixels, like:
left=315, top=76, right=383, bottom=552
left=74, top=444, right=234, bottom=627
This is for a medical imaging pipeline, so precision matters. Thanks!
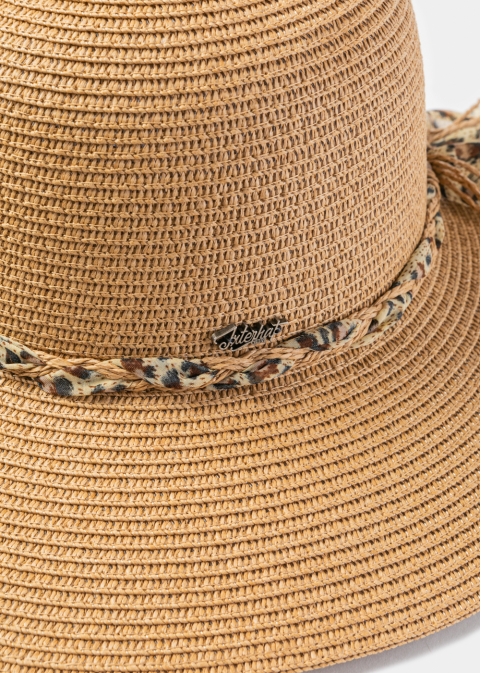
left=427, top=101, right=480, bottom=211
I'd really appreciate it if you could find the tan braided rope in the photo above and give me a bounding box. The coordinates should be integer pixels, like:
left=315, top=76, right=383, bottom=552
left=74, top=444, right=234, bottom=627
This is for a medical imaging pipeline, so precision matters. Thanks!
left=1, top=106, right=479, bottom=397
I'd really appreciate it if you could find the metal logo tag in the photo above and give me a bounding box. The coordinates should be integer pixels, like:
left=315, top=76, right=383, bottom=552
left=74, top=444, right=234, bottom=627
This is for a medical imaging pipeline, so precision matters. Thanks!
left=212, top=317, right=287, bottom=352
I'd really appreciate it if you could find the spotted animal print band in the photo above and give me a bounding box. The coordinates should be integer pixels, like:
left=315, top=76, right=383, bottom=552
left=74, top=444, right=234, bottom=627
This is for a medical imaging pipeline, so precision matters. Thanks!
left=1, top=106, right=479, bottom=397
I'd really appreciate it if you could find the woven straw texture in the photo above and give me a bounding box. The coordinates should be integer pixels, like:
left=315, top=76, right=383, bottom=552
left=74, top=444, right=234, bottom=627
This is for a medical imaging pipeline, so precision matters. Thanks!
left=0, top=0, right=479, bottom=671
left=0, top=200, right=478, bottom=672
left=0, top=0, right=427, bottom=359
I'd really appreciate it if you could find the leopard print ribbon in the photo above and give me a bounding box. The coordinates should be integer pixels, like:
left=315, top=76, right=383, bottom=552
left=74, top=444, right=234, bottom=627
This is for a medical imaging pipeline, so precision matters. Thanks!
left=1, top=106, right=478, bottom=397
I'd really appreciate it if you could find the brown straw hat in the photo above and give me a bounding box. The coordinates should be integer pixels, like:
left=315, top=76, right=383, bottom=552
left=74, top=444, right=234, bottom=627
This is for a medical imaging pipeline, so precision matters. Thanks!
left=0, top=0, right=479, bottom=670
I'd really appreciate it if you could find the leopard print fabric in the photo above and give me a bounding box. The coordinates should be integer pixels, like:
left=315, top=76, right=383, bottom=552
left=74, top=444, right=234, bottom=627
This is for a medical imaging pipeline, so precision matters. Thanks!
left=427, top=105, right=480, bottom=208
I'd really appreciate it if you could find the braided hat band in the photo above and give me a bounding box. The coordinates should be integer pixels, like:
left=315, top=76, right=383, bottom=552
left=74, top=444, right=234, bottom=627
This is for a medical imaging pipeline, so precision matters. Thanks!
left=0, top=173, right=445, bottom=396
left=1, top=106, right=479, bottom=397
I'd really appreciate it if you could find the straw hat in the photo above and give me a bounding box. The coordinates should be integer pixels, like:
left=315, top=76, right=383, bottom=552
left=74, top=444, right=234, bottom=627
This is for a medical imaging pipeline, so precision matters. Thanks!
left=0, top=0, right=479, bottom=670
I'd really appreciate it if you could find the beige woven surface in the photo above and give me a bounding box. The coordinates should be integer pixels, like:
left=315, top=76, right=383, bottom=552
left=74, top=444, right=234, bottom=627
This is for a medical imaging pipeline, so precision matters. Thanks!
left=0, top=200, right=478, bottom=672
left=0, top=0, right=479, bottom=671
left=0, top=0, right=426, bottom=359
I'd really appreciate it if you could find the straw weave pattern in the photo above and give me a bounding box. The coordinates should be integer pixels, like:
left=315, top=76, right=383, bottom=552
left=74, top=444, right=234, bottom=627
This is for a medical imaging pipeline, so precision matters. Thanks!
left=0, top=0, right=428, bottom=361
left=0, top=200, right=478, bottom=673
left=0, top=1, right=478, bottom=671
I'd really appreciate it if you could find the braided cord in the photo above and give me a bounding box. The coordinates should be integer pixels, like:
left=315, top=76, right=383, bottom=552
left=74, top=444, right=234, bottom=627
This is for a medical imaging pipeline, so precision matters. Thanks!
left=1, top=106, right=478, bottom=398
left=0, top=174, right=443, bottom=397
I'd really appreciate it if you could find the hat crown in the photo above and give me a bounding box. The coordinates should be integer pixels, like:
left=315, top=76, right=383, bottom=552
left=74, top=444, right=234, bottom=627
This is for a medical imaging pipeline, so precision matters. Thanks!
left=0, top=0, right=426, bottom=359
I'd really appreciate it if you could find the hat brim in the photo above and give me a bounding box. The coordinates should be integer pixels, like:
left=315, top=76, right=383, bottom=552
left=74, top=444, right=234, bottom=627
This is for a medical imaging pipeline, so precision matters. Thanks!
left=0, top=199, right=479, bottom=672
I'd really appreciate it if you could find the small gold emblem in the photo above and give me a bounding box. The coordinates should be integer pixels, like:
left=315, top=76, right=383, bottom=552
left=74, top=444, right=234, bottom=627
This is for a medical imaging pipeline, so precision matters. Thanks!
left=212, top=317, right=287, bottom=352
